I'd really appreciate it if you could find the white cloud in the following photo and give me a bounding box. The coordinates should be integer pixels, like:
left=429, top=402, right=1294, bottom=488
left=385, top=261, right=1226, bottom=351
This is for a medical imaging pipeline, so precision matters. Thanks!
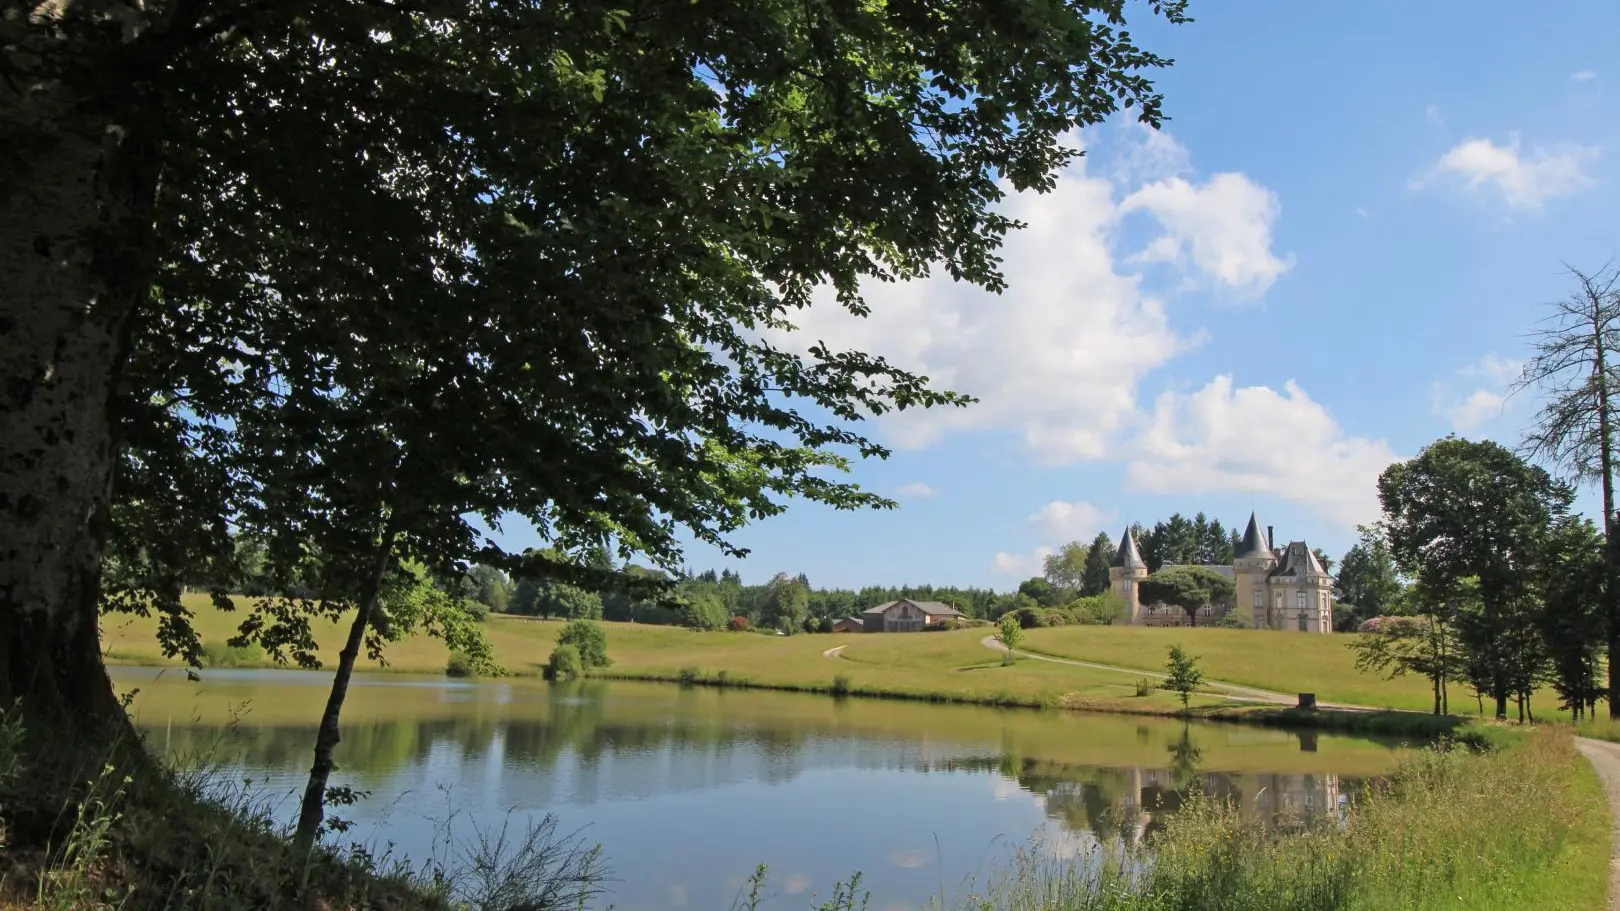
left=1572, top=69, right=1598, bottom=83
left=994, top=546, right=1054, bottom=576
left=770, top=130, right=1291, bottom=464
left=1439, top=388, right=1507, bottom=432
left=1025, top=500, right=1111, bottom=541
left=896, top=482, right=937, bottom=500
left=1434, top=354, right=1523, bottom=432
left=1124, top=375, right=1401, bottom=527
left=1413, top=135, right=1598, bottom=209
left=1425, top=104, right=1444, bottom=126
left=1120, top=173, right=1295, bottom=297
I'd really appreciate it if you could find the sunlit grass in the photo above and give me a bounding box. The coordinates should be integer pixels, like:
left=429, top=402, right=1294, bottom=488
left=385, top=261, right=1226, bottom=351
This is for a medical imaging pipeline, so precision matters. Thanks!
left=940, top=727, right=1607, bottom=911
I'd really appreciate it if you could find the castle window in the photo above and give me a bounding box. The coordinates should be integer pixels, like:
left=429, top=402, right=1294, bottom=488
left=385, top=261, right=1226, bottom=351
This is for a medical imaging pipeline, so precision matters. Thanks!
left=1295, top=592, right=1306, bottom=610
left=1298, top=614, right=1308, bottom=632
left=1253, top=590, right=1264, bottom=609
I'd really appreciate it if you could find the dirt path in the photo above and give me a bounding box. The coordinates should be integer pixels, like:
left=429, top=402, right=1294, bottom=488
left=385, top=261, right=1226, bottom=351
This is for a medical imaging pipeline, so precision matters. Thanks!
left=822, top=644, right=848, bottom=659
left=977, top=635, right=1372, bottom=710
left=1576, top=737, right=1620, bottom=910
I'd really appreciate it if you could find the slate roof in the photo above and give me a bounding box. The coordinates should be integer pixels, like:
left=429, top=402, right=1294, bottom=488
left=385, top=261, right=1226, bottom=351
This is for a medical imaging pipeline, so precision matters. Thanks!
left=1111, top=526, right=1147, bottom=570
left=861, top=599, right=965, bottom=617
left=1236, top=512, right=1272, bottom=559
left=1268, top=541, right=1330, bottom=579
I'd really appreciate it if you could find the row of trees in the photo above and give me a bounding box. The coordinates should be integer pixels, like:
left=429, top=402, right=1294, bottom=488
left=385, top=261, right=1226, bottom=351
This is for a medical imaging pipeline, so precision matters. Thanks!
left=1353, top=264, right=1620, bottom=720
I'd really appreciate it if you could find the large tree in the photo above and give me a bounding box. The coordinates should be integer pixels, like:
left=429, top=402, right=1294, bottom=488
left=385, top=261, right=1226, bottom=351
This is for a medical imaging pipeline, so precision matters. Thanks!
left=1136, top=566, right=1235, bottom=628
left=1081, top=531, right=1116, bottom=596
left=2, top=3, right=1193, bottom=743
left=1377, top=437, right=1573, bottom=719
left=1512, top=264, right=1620, bottom=716
left=1043, top=540, right=1091, bottom=597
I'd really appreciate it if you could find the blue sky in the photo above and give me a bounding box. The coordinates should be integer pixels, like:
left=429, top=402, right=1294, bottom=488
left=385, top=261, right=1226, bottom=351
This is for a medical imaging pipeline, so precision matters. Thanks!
left=505, top=2, right=1620, bottom=590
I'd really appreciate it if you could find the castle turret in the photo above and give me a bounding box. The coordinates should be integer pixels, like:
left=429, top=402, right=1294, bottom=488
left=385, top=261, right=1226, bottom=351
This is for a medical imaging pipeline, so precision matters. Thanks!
left=1233, top=512, right=1278, bottom=629
left=1108, top=526, right=1149, bottom=624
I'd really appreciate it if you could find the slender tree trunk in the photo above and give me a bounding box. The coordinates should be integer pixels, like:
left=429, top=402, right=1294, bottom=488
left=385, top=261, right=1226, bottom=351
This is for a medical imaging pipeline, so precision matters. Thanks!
left=1432, top=675, right=1441, bottom=716
left=0, top=27, right=160, bottom=732
left=1594, top=308, right=1620, bottom=718
left=291, top=527, right=399, bottom=854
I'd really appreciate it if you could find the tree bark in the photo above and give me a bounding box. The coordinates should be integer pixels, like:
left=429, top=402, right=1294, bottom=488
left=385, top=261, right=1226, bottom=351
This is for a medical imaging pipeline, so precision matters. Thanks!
left=1591, top=293, right=1620, bottom=718
left=291, top=527, right=399, bottom=855
left=0, top=20, right=161, bottom=732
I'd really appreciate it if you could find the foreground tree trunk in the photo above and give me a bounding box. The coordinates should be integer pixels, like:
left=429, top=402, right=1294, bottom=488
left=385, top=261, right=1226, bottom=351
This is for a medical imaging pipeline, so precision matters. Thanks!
left=292, top=530, right=399, bottom=855
left=0, top=21, right=160, bottom=730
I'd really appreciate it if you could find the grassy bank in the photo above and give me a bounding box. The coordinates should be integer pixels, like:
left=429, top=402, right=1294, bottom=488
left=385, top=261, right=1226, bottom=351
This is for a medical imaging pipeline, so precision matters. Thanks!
left=922, top=726, right=1606, bottom=911
left=103, top=597, right=1491, bottom=738
left=1017, top=626, right=1569, bottom=718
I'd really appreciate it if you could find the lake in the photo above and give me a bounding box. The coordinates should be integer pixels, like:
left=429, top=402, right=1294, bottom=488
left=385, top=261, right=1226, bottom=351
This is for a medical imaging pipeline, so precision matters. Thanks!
left=113, top=667, right=1412, bottom=911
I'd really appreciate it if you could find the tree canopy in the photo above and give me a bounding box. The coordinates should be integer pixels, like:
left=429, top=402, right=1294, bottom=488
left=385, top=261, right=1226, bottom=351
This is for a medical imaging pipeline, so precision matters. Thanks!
left=1136, top=566, right=1234, bottom=628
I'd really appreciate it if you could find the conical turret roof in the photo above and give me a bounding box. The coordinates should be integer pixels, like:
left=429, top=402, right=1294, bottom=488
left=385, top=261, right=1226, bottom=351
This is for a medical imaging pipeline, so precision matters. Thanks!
left=1112, top=526, right=1146, bottom=570
left=1237, top=512, right=1271, bottom=559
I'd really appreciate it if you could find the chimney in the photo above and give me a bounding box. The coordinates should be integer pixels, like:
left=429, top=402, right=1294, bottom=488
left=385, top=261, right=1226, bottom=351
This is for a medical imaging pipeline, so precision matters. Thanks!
left=1267, top=525, right=1275, bottom=550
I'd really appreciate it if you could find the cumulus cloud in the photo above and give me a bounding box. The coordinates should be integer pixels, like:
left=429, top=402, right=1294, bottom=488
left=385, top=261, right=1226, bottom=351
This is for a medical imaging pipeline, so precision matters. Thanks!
left=1124, top=375, right=1400, bottom=527
left=770, top=130, right=1291, bottom=464
left=994, top=546, right=1054, bottom=576
left=896, top=482, right=937, bottom=500
left=1413, top=135, right=1598, bottom=209
left=1434, top=354, right=1523, bottom=432
left=1120, top=173, right=1295, bottom=297
left=1572, top=69, right=1598, bottom=83
left=1025, top=500, right=1111, bottom=541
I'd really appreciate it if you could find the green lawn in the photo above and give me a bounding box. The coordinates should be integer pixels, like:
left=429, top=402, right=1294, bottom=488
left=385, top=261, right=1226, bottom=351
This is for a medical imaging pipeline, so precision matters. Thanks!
left=1019, top=625, right=1570, bottom=719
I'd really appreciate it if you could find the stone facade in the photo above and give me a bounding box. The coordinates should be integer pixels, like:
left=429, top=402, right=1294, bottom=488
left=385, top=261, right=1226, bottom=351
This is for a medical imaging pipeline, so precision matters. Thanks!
left=1108, top=512, right=1334, bottom=633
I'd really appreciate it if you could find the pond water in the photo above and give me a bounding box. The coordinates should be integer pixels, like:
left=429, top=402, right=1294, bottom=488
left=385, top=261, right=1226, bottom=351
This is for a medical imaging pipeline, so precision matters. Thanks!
left=114, top=667, right=1411, bottom=911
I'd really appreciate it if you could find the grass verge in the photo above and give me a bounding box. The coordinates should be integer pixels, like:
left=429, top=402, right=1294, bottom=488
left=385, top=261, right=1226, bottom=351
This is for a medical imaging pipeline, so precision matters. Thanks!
left=929, top=726, right=1606, bottom=911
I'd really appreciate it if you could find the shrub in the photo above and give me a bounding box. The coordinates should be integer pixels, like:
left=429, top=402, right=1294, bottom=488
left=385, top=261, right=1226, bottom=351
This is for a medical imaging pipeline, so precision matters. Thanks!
left=676, top=666, right=702, bottom=686
left=715, top=670, right=733, bottom=687
left=831, top=674, right=853, bottom=697
left=200, top=641, right=265, bottom=668
left=446, top=653, right=477, bottom=678
left=1134, top=678, right=1154, bottom=697
left=818, top=616, right=836, bottom=634
left=728, top=615, right=752, bottom=632
left=546, top=644, right=583, bottom=681
left=802, top=616, right=820, bottom=635
left=556, top=619, right=610, bottom=668
left=1216, top=610, right=1247, bottom=629
left=463, top=600, right=492, bottom=623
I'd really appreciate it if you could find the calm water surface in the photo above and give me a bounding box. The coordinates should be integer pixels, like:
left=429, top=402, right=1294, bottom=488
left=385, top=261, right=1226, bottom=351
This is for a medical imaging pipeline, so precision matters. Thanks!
left=114, top=667, right=1410, bottom=911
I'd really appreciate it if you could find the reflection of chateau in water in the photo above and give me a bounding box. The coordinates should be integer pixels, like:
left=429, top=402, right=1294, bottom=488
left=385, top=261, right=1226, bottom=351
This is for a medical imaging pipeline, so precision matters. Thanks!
left=141, top=688, right=1364, bottom=840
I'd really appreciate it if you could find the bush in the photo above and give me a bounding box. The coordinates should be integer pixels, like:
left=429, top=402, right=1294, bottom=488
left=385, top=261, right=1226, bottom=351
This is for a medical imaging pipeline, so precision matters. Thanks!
left=200, top=641, right=265, bottom=668
left=818, top=616, right=836, bottom=634
left=728, top=615, right=752, bottom=632
left=1216, top=610, right=1247, bottom=629
left=676, top=666, right=702, bottom=686
left=546, top=644, right=583, bottom=681
left=802, top=616, right=820, bottom=635
left=463, top=600, right=492, bottom=623
left=1134, top=678, right=1154, bottom=697
left=556, top=619, right=610, bottom=668
left=446, top=653, right=478, bottom=678
left=831, top=674, right=853, bottom=697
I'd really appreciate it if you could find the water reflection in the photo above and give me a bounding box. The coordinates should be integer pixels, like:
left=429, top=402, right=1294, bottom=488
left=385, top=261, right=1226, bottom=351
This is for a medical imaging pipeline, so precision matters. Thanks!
left=118, top=671, right=1397, bottom=911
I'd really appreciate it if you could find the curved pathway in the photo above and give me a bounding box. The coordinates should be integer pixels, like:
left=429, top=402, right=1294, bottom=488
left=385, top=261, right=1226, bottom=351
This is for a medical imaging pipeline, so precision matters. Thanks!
left=1576, top=738, right=1620, bottom=910
left=976, top=635, right=1371, bottom=710
left=822, top=644, right=849, bottom=659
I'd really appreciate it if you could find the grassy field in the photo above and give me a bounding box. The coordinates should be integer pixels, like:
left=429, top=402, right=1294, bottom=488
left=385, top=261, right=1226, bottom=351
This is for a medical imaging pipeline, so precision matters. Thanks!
left=101, top=597, right=1498, bottom=733
left=1018, top=625, right=1571, bottom=718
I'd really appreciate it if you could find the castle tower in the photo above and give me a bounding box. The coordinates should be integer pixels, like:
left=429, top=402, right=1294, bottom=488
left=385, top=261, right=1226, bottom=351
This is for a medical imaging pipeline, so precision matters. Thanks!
left=1232, top=512, right=1278, bottom=629
left=1108, top=526, right=1149, bottom=625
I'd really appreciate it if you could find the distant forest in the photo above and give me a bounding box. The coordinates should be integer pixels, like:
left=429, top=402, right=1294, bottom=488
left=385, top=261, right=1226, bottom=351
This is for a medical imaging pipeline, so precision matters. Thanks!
left=223, top=511, right=1360, bottom=633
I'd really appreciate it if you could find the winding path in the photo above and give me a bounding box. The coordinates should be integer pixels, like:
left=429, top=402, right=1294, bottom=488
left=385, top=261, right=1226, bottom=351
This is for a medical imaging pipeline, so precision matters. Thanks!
left=1576, top=738, right=1620, bottom=910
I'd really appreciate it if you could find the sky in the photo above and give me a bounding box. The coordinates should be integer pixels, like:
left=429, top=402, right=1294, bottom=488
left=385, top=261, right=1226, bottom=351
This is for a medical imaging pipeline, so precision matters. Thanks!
left=501, top=1, right=1620, bottom=590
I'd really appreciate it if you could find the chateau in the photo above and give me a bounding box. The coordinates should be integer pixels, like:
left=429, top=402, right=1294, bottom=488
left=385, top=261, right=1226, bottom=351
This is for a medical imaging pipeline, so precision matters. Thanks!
left=1108, top=513, right=1334, bottom=633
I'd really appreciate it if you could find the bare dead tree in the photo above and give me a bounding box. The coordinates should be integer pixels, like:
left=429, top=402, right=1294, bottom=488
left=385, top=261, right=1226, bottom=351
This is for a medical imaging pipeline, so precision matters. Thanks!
left=1510, top=262, right=1620, bottom=717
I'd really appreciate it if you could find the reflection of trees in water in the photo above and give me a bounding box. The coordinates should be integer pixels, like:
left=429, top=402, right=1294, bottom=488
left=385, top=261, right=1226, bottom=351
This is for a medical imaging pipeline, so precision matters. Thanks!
left=137, top=686, right=1365, bottom=835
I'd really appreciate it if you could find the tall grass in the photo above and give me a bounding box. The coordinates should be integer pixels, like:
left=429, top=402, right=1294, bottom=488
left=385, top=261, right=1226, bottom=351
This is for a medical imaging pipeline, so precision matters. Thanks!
left=936, top=728, right=1604, bottom=911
